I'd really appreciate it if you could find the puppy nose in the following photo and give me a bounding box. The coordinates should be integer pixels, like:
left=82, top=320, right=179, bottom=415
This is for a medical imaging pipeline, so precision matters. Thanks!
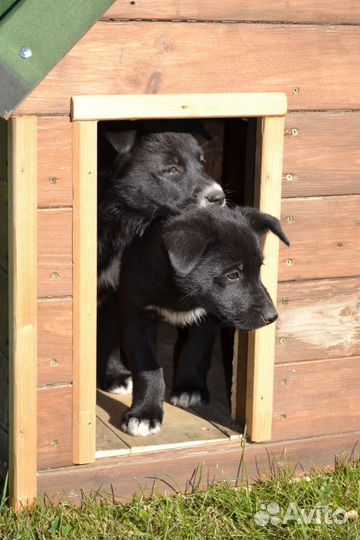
left=261, top=307, right=278, bottom=325
left=206, top=191, right=225, bottom=206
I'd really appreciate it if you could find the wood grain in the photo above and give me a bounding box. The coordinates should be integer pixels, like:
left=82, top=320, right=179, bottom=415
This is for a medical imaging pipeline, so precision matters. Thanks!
left=0, top=268, right=8, bottom=359
left=38, top=299, right=72, bottom=386
left=246, top=117, right=285, bottom=442
left=279, top=195, right=360, bottom=281
left=72, top=121, right=97, bottom=464
left=37, top=208, right=72, bottom=298
left=71, top=93, right=287, bottom=121
left=37, top=385, right=73, bottom=469
left=283, top=112, right=360, bottom=197
left=104, top=0, right=360, bottom=24
left=96, top=390, right=233, bottom=456
left=37, top=431, right=360, bottom=501
left=8, top=116, right=38, bottom=509
left=38, top=117, right=72, bottom=208
left=16, top=23, right=359, bottom=115
left=276, top=277, right=360, bottom=363
left=0, top=353, right=8, bottom=432
left=272, top=356, right=360, bottom=440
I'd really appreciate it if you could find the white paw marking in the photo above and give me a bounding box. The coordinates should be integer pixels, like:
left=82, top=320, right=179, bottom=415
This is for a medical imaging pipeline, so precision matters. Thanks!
left=122, top=417, right=161, bottom=437
left=109, top=377, right=133, bottom=395
left=170, top=391, right=203, bottom=408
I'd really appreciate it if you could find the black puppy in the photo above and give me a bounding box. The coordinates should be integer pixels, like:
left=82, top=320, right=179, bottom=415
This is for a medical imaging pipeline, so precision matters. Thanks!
left=118, top=205, right=289, bottom=436
left=97, top=121, right=225, bottom=394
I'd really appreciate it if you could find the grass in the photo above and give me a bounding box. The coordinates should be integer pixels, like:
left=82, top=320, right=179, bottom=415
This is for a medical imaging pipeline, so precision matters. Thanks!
left=0, top=458, right=359, bottom=540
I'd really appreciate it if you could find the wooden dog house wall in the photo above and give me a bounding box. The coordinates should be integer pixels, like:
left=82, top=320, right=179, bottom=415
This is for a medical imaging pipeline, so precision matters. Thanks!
left=0, top=0, right=359, bottom=510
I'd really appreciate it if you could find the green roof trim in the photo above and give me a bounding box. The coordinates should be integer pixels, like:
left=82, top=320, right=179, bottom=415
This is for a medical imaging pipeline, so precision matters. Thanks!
left=0, top=0, right=116, bottom=118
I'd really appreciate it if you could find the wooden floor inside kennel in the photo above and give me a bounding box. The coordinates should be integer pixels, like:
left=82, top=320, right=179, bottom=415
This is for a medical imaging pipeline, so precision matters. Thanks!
left=96, top=325, right=243, bottom=458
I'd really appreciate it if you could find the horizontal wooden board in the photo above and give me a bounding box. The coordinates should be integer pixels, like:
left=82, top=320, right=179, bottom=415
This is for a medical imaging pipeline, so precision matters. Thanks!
left=38, top=299, right=72, bottom=386
left=104, top=0, right=360, bottom=24
left=37, top=385, right=73, bottom=469
left=272, top=356, right=360, bottom=441
left=283, top=111, right=360, bottom=197
left=38, top=208, right=72, bottom=297
left=38, top=431, right=360, bottom=500
left=38, top=117, right=73, bottom=208
left=276, top=277, right=360, bottom=363
left=16, top=23, right=359, bottom=115
left=96, top=390, right=237, bottom=456
left=279, top=195, right=360, bottom=281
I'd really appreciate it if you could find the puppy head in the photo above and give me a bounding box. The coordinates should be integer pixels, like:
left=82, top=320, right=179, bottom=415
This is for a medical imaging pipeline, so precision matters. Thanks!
left=164, top=206, right=289, bottom=330
left=101, top=122, right=225, bottom=212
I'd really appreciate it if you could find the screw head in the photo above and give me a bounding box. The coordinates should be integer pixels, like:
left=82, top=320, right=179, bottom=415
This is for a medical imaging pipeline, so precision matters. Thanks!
left=286, top=215, right=295, bottom=224
left=280, top=378, right=287, bottom=385
left=292, top=87, right=300, bottom=95
left=50, top=272, right=59, bottom=280
left=48, top=176, right=57, bottom=184
left=50, top=358, right=58, bottom=367
left=280, top=414, right=287, bottom=420
left=285, top=173, right=293, bottom=182
left=285, top=258, right=293, bottom=267
left=19, top=47, right=32, bottom=59
left=51, top=439, right=60, bottom=447
left=282, top=297, right=289, bottom=305
left=279, top=337, right=286, bottom=345
left=291, top=128, right=299, bottom=136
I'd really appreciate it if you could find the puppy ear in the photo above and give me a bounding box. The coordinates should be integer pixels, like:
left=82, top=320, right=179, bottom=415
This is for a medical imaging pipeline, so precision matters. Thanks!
left=240, top=207, right=290, bottom=246
left=164, top=229, right=209, bottom=277
left=104, top=130, right=137, bottom=156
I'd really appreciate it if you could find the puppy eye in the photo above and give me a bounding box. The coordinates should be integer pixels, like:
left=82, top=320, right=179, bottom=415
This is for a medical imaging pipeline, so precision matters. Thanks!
left=168, top=166, right=179, bottom=174
left=226, top=270, right=241, bottom=281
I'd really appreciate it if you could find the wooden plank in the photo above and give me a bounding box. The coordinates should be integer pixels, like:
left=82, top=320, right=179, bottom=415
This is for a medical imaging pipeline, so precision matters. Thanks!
left=0, top=353, right=9, bottom=432
left=17, top=23, right=359, bottom=115
left=96, top=391, right=232, bottom=457
left=279, top=195, right=360, bottom=281
left=96, top=416, right=130, bottom=458
left=272, top=357, right=360, bottom=441
left=38, top=117, right=72, bottom=208
left=38, top=299, right=72, bottom=386
left=37, top=385, right=73, bottom=469
left=8, top=116, right=37, bottom=510
left=276, top=277, right=360, bottom=363
left=72, top=121, right=97, bottom=464
left=0, top=118, right=8, bottom=271
left=0, top=182, right=7, bottom=271
left=283, top=111, right=360, bottom=197
left=71, top=93, right=287, bottom=121
left=0, top=426, right=8, bottom=483
left=245, top=117, right=285, bottom=443
left=38, top=208, right=72, bottom=298
left=0, top=260, right=8, bottom=361
left=38, top=431, right=360, bottom=502
left=104, top=0, right=360, bottom=25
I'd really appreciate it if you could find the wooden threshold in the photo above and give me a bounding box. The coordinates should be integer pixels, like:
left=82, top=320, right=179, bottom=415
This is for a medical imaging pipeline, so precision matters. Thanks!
left=95, top=390, right=242, bottom=459
left=38, top=431, right=360, bottom=503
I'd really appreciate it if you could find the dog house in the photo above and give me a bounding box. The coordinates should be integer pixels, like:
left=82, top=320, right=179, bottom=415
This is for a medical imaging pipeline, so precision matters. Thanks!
left=0, top=0, right=359, bottom=510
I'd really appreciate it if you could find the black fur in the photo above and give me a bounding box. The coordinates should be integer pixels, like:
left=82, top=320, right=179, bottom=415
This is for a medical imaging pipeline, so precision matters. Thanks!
left=97, top=122, right=225, bottom=392
left=118, top=205, right=289, bottom=436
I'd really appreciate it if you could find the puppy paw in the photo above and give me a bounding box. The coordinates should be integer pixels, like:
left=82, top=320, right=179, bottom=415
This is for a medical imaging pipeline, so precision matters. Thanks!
left=170, top=389, right=209, bottom=408
left=107, top=376, right=133, bottom=395
left=121, top=415, right=162, bottom=437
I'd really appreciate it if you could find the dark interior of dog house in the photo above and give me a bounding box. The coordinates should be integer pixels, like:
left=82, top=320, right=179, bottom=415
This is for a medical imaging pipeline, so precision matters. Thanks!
left=95, top=118, right=258, bottom=457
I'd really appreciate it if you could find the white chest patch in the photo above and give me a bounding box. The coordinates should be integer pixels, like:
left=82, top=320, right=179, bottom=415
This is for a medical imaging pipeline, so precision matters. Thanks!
left=145, top=306, right=207, bottom=327
left=98, top=256, right=121, bottom=290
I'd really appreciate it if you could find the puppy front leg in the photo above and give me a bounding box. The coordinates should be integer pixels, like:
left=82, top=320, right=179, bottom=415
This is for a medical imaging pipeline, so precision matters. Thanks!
left=171, top=315, right=219, bottom=408
left=121, top=317, right=165, bottom=436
